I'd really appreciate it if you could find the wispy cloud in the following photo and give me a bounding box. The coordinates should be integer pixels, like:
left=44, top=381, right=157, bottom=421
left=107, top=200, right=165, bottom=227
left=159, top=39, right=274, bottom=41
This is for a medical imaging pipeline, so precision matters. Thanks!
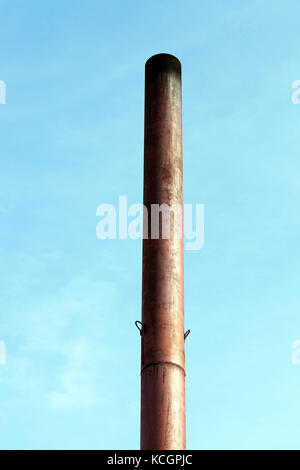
left=1, top=276, right=117, bottom=410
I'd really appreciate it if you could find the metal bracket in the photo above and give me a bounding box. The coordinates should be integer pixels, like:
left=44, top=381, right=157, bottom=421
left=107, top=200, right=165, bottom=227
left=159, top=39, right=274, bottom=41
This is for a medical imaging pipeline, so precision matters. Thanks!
left=135, top=321, right=144, bottom=336
left=184, top=329, right=190, bottom=341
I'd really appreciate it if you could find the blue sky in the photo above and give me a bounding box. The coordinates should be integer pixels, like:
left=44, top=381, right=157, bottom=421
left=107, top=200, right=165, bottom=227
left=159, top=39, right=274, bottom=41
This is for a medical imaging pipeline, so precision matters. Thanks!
left=1, top=0, right=300, bottom=450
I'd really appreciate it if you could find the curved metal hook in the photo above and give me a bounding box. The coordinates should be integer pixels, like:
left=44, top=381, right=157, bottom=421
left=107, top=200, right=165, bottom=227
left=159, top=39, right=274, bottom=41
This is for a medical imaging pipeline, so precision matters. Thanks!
left=184, top=329, right=191, bottom=341
left=135, top=321, right=144, bottom=336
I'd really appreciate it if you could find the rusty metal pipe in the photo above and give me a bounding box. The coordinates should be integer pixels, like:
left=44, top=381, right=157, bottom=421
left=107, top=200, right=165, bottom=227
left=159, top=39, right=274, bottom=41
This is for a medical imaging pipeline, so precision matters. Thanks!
left=141, top=54, right=185, bottom=450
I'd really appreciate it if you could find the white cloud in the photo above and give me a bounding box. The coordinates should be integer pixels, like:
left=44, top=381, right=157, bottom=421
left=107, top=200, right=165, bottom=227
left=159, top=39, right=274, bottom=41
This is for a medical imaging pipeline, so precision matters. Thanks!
left=1, top=276, right=117, bottom=410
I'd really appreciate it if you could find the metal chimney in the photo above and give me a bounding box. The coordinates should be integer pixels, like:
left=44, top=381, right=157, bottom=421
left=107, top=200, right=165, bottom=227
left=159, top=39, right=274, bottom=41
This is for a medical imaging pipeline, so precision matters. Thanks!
left=140, top=53, right=186, bottom=450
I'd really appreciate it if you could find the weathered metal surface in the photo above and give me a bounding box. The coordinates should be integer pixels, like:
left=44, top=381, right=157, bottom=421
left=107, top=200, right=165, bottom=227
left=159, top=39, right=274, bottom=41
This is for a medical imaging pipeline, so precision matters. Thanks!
left=141, top=54, right=185, bottom=450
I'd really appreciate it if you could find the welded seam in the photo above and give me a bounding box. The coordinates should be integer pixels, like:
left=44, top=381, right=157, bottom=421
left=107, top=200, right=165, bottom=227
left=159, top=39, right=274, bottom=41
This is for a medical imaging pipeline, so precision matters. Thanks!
left=141, top=361, right=186, bottom=376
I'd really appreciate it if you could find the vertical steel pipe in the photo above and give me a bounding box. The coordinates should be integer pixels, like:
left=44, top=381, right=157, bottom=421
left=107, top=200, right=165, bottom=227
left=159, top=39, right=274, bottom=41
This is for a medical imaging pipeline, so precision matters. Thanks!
left=141, top=54, right=185, bottom=450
